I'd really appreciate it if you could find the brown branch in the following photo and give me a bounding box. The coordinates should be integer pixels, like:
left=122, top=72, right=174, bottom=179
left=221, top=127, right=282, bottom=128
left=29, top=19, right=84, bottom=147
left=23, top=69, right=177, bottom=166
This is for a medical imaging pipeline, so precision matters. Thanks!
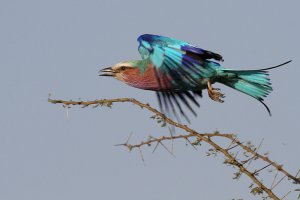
left=48, top=97, right=298, bottom=200
left=226, top=136, right=300, bottom=185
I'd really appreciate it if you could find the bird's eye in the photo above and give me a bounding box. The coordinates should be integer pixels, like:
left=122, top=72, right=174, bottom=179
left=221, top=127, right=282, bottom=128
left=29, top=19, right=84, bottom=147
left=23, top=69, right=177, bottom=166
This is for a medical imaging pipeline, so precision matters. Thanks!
left=120, top=66, right=127, bottom=70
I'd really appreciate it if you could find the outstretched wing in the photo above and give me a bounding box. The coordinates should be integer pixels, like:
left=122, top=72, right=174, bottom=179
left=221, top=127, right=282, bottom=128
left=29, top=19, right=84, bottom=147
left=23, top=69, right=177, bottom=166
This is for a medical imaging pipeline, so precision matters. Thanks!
left=137, top=34, right=223, bottom=121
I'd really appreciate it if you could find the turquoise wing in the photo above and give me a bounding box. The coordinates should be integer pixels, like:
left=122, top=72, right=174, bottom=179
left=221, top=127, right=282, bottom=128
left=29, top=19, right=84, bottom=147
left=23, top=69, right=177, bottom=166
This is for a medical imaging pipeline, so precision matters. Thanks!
left=138, top=34, right=223, bottom=89
left=137, top=34, right=223, bottom=121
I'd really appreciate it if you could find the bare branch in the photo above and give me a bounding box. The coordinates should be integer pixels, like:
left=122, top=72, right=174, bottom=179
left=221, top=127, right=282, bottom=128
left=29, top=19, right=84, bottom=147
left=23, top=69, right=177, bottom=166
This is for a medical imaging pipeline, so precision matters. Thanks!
left=49, top=97, right=300, bottom=200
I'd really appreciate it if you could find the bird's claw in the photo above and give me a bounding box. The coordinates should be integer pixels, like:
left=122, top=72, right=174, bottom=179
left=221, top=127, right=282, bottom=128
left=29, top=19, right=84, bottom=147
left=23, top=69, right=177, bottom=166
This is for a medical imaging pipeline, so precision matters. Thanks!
left=207, top=87, right=225, bottom=103
left=207, top=81, right=225, bottom=103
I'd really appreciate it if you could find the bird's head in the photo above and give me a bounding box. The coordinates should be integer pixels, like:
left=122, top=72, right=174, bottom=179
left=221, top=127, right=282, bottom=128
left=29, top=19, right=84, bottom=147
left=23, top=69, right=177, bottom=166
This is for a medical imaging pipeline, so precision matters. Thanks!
left=99, top=61, right=142, bottom=82
left=99, top=60, right=160, bottom=90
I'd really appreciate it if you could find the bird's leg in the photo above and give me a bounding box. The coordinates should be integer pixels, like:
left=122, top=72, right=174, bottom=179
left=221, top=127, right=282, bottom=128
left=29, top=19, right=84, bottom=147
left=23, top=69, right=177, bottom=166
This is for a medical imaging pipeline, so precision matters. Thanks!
left=207, top=81, right=225, bottom=103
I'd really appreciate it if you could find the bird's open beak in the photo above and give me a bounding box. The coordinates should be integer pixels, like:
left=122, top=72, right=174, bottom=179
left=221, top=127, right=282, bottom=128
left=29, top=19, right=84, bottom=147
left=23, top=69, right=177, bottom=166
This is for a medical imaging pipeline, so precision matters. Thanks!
left=98, top=67, right=115, bottom=77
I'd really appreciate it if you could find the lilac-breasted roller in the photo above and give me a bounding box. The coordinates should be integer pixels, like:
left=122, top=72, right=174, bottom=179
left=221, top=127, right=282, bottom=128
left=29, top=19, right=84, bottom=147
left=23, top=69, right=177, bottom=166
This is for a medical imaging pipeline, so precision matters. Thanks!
left=99, top=34, right=291, bottom=121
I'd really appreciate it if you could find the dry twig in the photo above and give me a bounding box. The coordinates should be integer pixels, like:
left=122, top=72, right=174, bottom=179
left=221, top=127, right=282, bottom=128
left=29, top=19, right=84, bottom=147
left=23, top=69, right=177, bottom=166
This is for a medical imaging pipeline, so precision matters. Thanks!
left=48, top=96, right=299, bottom=200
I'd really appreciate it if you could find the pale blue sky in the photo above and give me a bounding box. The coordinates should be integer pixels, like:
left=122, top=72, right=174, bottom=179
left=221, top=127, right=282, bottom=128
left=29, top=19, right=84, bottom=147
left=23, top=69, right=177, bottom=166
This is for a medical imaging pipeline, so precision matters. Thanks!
left=1, top=0, right=299, bottom=199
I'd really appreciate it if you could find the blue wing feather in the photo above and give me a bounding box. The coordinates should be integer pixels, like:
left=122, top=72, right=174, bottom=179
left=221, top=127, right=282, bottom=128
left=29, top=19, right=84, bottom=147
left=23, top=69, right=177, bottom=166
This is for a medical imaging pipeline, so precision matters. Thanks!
left=138, top=34, right=223, bottom=62
left=137, top=34, right=223, bottom=120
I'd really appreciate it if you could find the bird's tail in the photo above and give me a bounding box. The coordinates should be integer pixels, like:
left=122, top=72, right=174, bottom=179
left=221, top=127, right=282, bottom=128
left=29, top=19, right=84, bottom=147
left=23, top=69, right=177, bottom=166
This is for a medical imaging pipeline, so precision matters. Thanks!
left=218, top=60, right=291, bottom=115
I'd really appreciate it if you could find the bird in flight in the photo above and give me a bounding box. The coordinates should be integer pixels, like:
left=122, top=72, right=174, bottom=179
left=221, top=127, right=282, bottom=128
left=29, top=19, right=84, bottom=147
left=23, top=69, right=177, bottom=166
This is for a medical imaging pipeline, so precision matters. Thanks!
left=99, top=34, right=290, bottom=121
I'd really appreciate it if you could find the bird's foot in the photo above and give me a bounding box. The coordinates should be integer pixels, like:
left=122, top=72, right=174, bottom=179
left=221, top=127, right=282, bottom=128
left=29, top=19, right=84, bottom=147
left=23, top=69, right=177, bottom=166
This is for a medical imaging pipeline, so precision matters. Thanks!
left=208, top=88, right=225, bottom=103
left=207, top=81, right=225, bottom=103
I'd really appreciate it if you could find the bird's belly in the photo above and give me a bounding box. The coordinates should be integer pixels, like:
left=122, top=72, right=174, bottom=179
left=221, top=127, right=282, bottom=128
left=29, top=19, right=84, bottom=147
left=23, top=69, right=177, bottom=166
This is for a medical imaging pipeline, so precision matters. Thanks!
left=121, top=65, right=211, bottom=91
left=124, top=76, right=172, bottom=91
left=124, top=76, right=209, bottom=91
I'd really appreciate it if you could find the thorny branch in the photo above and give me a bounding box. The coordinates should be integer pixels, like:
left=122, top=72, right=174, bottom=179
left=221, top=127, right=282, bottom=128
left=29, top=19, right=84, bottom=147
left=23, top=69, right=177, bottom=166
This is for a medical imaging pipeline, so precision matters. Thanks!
left=48, top=96, right=300, bottom=200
